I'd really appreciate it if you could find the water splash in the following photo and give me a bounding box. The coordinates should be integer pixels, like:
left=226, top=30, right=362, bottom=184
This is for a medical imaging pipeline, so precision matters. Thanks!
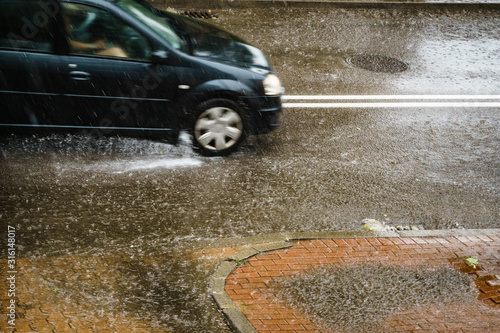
left=110, top=158, right=202, bottom=173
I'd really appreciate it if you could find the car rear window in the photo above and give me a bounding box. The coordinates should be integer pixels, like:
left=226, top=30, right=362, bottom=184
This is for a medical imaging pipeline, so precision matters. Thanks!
left=0, top=0, right=56, bottom=52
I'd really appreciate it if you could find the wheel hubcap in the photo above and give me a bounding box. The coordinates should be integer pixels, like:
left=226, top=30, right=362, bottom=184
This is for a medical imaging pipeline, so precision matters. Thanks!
left=194, top=107, right=243, bottom=151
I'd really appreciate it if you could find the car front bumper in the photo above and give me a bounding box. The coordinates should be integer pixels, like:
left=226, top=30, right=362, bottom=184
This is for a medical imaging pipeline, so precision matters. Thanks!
left=240, top=95, right=282, bottom=135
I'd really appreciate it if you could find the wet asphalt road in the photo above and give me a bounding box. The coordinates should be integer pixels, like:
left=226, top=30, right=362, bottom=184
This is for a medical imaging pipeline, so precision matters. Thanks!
left=1, top=4, right=499, bottom=332
left=211, top=5, right=500, bottom=95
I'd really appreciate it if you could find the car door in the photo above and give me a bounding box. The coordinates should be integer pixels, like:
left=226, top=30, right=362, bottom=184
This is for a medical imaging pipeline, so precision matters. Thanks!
left=0, top=0, right=65, bottom=133
left=58, top=1, right=182, bottom=138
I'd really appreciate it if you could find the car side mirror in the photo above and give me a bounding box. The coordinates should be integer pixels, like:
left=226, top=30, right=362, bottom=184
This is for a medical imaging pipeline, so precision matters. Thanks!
left=150, top=50, right=169, bottom=64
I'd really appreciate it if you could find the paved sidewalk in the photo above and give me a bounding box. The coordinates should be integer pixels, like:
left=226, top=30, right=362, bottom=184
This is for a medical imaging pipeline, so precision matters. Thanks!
left=210, top=230, right=500, bottom=333
left=1, top=230, right=499, bottom=332
left=0, top=254, right=170, bottom=333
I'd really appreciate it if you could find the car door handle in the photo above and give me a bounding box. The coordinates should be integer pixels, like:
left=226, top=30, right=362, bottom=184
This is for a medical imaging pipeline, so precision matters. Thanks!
left=70, top=71, right=91, bottom=81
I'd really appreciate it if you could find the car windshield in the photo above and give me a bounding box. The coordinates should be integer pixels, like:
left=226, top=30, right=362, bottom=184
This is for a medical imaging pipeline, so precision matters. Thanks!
left=116, top=0, right=182, bottom=50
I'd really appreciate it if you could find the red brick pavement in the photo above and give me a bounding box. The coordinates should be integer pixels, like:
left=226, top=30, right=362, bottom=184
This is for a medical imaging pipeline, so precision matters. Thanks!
left=225, top=236, right=500, bottom=333
left=0, top=255, right=170, bottom=333
left=1, top=235, right=499, bottom=333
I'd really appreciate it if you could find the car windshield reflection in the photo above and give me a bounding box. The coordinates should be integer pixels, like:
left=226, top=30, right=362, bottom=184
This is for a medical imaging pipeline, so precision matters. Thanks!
left=116, top=0, right=183, bottom=50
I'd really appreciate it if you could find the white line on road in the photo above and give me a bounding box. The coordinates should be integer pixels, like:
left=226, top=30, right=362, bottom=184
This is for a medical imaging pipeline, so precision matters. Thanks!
left=281, top=95, right=500, bottom=108
left=282, top=95, right=500, bottom=100
left=283, top=102, right=500, bottom=108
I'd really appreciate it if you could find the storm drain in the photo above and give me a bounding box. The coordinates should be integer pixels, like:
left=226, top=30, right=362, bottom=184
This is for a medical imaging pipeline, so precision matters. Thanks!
left=346, top=54, right=408, bottom=73
left=181, top=10, right=218, bottom=19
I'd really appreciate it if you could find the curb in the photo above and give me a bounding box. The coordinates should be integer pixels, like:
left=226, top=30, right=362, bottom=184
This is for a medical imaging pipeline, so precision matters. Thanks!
left=159, top=0, right=500, bottom=9
left=209, top=229, right=500, bottom=333
left=210, top=241, right=293, bottom=333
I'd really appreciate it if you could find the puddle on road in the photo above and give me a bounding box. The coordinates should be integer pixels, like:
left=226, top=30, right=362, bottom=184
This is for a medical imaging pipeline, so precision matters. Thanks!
left=275, top=264, right=477, bottom=332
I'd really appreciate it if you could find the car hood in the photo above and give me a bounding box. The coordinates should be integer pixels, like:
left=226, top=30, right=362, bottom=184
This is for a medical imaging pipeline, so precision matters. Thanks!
left=164, top=12, right=271, bottom=72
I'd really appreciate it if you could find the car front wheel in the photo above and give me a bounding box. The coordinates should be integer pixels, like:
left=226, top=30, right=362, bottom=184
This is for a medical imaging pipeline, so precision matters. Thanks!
left=193, top=99, right=245, bottom=156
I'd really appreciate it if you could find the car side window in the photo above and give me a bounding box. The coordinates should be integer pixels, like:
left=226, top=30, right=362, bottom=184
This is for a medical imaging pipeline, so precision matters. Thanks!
left=61, top=3, right=152, bottom=60
left=0, top=0, right=56, bottom=52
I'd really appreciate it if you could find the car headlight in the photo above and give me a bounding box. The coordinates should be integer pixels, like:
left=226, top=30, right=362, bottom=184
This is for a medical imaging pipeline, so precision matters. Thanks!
left=263, top=74, right=282, bottom=96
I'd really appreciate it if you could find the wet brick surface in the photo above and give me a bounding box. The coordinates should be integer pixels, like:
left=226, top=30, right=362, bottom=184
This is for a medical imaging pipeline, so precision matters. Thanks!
left=1, top=235, right=499, bottom=332
left=0, top=255, right=170, bottom=333
left=225, top=235, right=500, bottom=332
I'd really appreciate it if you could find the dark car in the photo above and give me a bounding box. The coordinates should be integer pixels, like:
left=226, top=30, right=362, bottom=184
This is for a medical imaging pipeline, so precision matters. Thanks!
left=0, top=0, right=282, bottom=155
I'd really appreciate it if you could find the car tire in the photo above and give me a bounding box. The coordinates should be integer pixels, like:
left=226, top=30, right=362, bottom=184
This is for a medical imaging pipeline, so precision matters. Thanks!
left=192, top=99, right=246, bottom=156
